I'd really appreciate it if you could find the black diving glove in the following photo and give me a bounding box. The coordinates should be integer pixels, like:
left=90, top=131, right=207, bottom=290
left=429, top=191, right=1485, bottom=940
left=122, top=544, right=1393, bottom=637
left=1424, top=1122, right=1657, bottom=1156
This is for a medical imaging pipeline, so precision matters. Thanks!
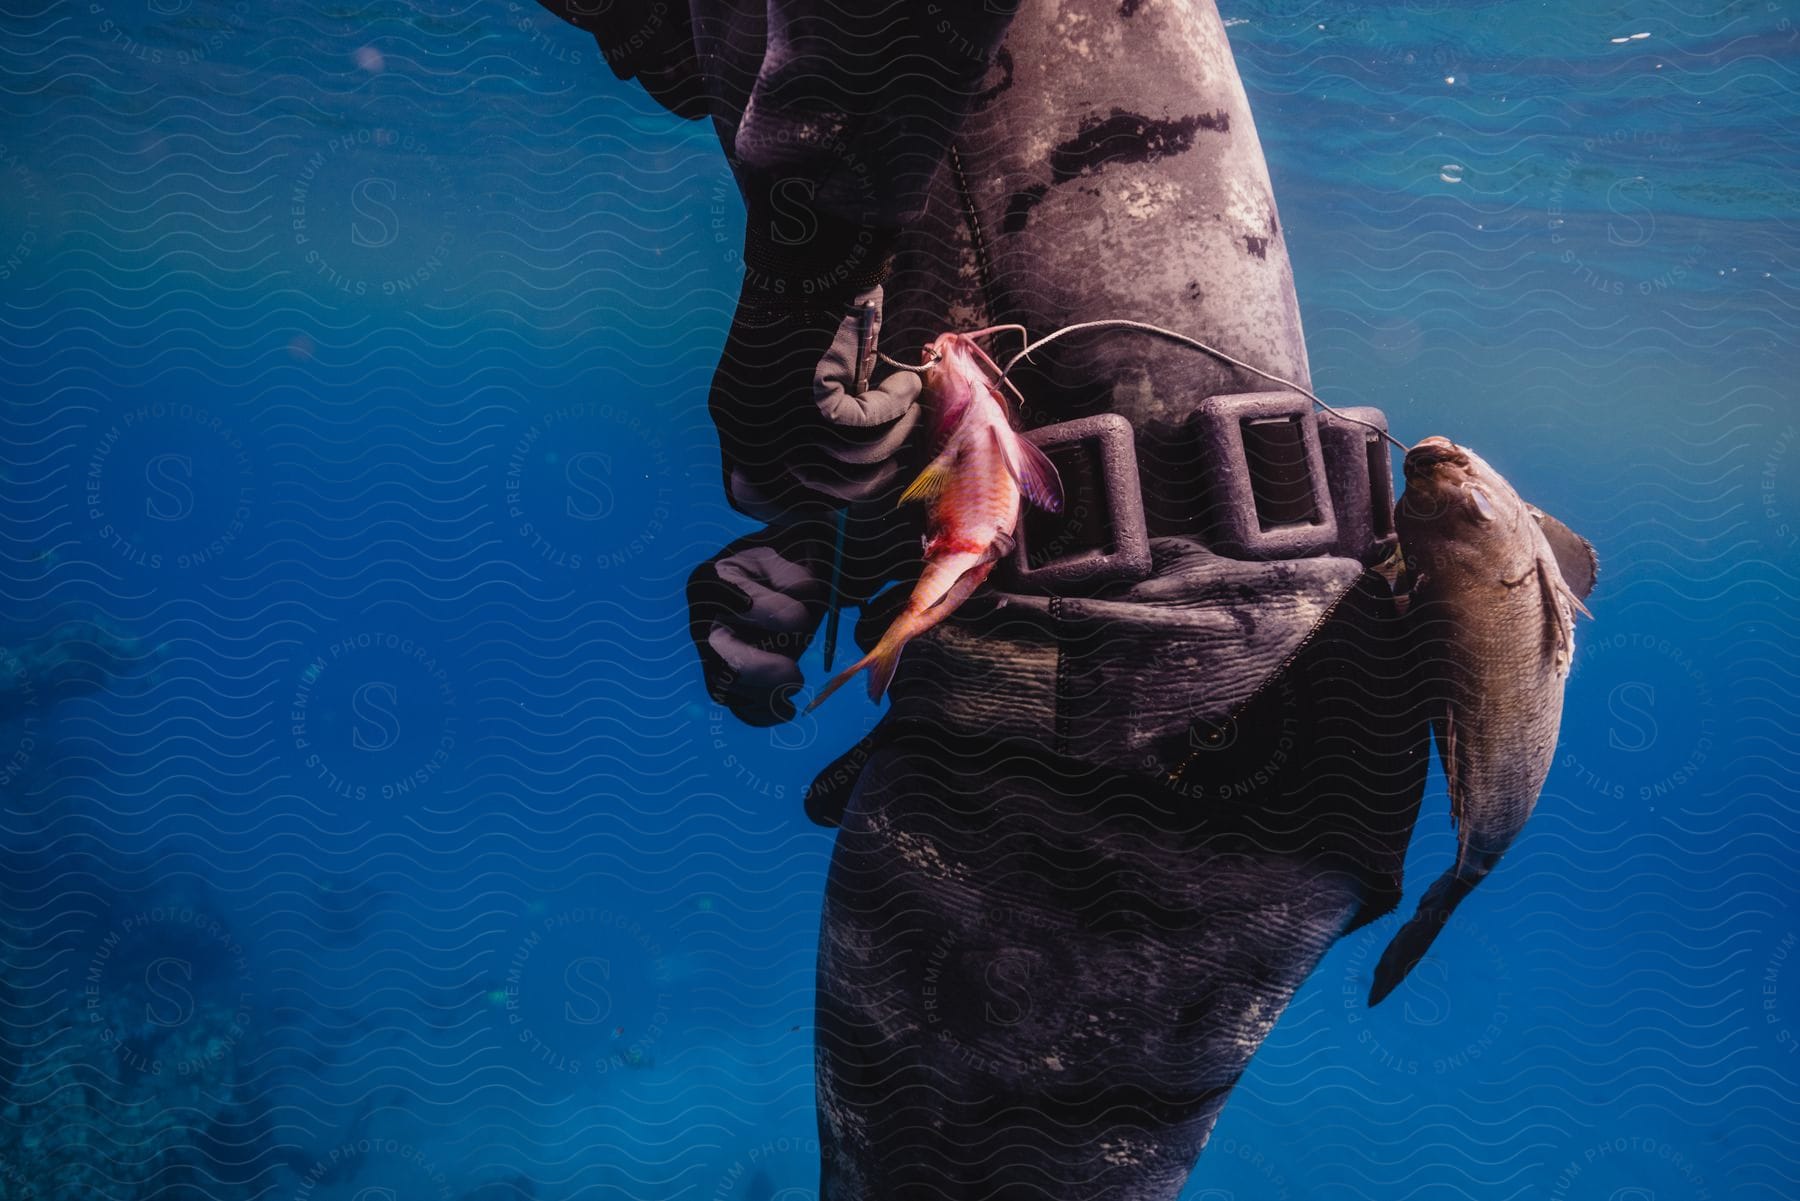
left=687, top=508, right=921, bottom=726
left=687, top=524, right=831, bottom=727
left=711, top=213, right=923, bottom=523
left=695, top=206, right=929, bottom=724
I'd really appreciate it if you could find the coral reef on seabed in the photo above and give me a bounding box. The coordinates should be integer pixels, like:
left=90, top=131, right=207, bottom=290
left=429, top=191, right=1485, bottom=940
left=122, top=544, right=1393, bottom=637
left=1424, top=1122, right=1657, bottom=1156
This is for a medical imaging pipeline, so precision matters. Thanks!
left=0, top=988, right=250, bottom=1200
left=0, top=617, right=254, bottom=1199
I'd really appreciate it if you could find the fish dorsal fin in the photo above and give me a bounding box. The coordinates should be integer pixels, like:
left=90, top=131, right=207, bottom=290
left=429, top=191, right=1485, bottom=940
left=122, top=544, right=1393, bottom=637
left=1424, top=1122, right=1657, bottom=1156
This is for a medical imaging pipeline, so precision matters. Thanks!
left=990, top=426, right=1064, bottom=514
left=1528, top=505, right=1598, bottom=602
left=963, top=335, right=1030, bottom=415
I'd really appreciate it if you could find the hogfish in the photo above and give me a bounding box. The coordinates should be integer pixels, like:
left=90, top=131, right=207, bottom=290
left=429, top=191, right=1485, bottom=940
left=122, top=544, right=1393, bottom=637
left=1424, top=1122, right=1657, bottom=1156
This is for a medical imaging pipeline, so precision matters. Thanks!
left=807, top=332, right=1063, bottom=710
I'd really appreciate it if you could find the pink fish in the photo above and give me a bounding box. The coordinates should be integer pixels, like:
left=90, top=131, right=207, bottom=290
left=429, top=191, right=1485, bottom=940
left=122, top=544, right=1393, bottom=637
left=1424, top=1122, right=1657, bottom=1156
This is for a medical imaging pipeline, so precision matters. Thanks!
left=809, top=331, right=1063, bottom=710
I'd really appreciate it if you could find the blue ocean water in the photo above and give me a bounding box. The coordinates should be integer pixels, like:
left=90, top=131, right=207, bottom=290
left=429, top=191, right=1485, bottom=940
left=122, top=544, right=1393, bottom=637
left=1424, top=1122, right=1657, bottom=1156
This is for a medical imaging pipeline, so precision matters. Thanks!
left=0, top=1, right=1794, bottom=1198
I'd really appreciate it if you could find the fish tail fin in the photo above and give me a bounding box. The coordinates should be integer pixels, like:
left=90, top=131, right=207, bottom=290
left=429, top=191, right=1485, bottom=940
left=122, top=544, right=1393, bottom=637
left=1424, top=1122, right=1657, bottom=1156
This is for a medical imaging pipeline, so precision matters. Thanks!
left=863, top=637, right=906, bottom=703
left=805, top=553, right=1004, bottom=712
left=1367, top=867, right=1483, bottom=1007
left=805, top=649, right=877, bottom=713
left=805, top=621, right=911, bottom=713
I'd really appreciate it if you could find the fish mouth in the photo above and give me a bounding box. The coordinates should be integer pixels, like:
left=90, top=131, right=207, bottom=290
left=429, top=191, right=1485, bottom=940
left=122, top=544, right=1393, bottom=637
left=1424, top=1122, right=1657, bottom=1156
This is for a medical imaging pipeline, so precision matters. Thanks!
left=1403, top=435, right=1468, bottom=482
left=926, top=332, right=977, bottom=370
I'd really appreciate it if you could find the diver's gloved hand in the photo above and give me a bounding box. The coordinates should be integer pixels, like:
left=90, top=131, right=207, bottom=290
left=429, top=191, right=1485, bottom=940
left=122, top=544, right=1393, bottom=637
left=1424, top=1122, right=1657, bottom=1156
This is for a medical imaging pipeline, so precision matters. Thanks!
left=687, top=525, right=831, bottom=727
left=688, top=508, right=923, bottom=726
left=712, top=215, right=923, bottom=523
left=808, top=282, right=923, bottom=484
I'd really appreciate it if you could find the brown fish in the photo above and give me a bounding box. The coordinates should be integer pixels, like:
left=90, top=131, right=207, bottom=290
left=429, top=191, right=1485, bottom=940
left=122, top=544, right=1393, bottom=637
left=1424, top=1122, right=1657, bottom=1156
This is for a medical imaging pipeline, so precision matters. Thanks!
left=1369, top=436, right=1597, bottom=1006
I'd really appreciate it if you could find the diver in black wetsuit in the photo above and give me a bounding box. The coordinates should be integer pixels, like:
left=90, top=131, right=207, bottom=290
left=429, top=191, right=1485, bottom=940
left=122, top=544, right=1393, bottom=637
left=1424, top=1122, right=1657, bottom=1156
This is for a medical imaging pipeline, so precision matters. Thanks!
left=534, top=2, right=1432, bottom=1196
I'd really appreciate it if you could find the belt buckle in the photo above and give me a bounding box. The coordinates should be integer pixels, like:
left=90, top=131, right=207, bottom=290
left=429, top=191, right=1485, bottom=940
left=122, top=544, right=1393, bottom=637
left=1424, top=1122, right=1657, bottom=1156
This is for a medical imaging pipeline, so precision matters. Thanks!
left=1188, top=390, right=1340, bottom=560
left=1007, top=412, right=1153, bottom=593
left=1316, top=404, right=1399, bottom=567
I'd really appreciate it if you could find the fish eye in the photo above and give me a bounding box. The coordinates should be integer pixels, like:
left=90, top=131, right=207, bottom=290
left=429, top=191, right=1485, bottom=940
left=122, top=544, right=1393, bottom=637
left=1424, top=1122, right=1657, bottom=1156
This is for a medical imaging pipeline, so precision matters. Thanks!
left=1467, top=485, right=1496, bottom=522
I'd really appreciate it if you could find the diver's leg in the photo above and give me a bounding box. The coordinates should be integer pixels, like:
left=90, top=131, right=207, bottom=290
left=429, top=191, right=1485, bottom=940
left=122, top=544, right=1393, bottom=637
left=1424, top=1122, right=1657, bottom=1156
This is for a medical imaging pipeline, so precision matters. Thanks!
left=813, top=741, right=1366, bottom=1200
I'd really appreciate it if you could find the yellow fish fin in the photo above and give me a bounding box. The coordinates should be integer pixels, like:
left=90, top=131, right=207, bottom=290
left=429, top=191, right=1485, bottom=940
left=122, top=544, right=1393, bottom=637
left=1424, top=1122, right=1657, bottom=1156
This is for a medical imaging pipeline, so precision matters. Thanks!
left=898, top=444, right=960, bottom=507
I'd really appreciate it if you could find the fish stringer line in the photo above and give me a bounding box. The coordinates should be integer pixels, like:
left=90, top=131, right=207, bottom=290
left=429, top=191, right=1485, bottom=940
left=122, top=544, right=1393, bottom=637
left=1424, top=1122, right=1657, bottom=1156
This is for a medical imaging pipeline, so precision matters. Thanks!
left=998, top=318, right=1409, bottom=453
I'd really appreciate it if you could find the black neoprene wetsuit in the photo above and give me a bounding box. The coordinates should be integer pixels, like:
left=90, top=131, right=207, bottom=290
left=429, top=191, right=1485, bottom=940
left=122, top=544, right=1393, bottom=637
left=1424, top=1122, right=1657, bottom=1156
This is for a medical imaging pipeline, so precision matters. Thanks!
left=533, top=2, right=1431, bottom=1196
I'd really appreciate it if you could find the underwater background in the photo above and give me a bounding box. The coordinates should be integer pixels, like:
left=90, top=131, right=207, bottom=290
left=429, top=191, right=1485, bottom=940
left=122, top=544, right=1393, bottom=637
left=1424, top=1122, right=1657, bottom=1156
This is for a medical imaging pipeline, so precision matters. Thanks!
left=0, top=0, right=1795, bottom=1197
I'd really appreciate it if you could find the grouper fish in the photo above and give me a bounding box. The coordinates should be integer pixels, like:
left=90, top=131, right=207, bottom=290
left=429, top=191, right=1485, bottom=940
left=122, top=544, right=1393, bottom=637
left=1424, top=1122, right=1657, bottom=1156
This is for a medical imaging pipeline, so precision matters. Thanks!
left=1369, top=436, right=1598, bottom=1006
left=807, top=332, right=1063, bottom=710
